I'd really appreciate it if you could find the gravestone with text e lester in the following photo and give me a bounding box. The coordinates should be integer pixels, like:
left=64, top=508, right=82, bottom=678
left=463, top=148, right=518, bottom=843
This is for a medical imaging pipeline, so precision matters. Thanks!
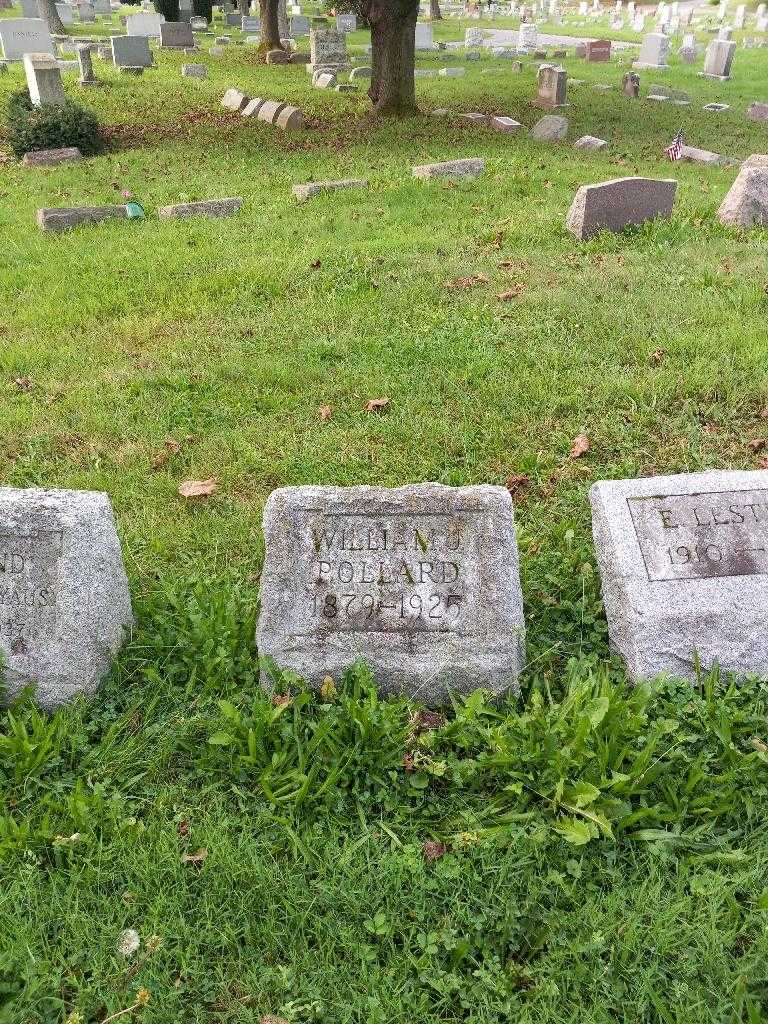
left=257, top=484, right=525, bottom=702
left=591, top=470, right=768, bottom=681
left=0, top=18, right=54, bottom=62
left=0, top=488, right=132, bottom=709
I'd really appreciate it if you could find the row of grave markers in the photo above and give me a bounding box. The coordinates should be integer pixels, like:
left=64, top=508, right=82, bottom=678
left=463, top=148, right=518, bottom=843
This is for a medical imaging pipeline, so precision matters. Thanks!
left=6, top=470, right=768, bottom=710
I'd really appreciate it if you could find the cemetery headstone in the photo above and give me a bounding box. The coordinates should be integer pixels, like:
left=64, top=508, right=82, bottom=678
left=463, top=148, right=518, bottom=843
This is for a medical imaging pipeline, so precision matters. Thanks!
left=22, top=146, right=83, bottom=166
left=126, top=11, right=164, bottom=35
left=622, top=70, right=640, bottom=96
left=158, top=197, right=243, bottom=219
left=0, top=19, right=55, bottom=62
left=701, top=38, right=735, bottom=78
left=531, top=113, right=569, bottom=140
left=309, top=26, right=347, bottom=70
left=565, top=176, right=677, bottom=240
left=585, top=37, right=611, bottom=60
left=335, top=12, right=356, bottom=31
left=111, top=34, right=152, bottom=68
left=160, top=21, right=194, bottom=46
left=518, top=22, right=538, bottom=52
left=181, top=62, right=207, bottom=76
left=590, top=470, right=768, bottom=682
left=717, top=165, right=768, bottom=227
left=0, top=487, right=132, bottom=709
left=24, top=51, right=65, bottom=105
left=76, top=42, right=97, bottom=85
left=412, top=157, right=485, bottom=179
left=535, top=63, right=568, bottom=108
left=256, top=484, right=525, bottom=702
left=633, top=32, right=670, bottom=68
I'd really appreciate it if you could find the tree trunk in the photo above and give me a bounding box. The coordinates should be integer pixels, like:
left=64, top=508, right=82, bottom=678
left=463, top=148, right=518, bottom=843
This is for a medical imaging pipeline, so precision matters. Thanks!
left=429, top=0, right=442, bottom=19
left=37, top=0, right=66, bottom=36
left=367, top=0, right=418, bottom=116
left=258, top=0, right=283, bottom=51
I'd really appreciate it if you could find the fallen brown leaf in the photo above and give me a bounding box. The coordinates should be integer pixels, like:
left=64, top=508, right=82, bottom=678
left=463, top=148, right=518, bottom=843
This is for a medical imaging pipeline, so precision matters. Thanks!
left=310, top=259, right=321, bottom=269
left=747, top=438, right=767, bottom=452
left=178, top=478, right=218, bottom=498
left=444, top=274, right=490, bottom=291
left=181, top=848, right=208, bottom=865
left=505, top=473, right=531, bottom=498
left=570, top=434, right=590, bottom=459
left=650, top=348, right=666, bottom=365
left=12, top=377, right=33, bottom=392
left=759, top=456, right=768, bottom=470
left=177, top=820, right=190, bottom=838
left=423, top=840, right=448, bottom=862
left=364, top=397, right=390, bottom=413
left=497, top=284, right=524, bottom=301
left=761, top=406, right=768, bottom=420
left=318, top=405, right=332, bottom=422
left=151, top=437, right=183, bottom=471
left=260, top=1016, right=290, bottom=1024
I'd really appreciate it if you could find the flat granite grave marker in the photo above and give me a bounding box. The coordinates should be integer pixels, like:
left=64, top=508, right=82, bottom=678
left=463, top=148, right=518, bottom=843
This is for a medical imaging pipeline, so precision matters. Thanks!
left=256, top=484, right=525, bottom=701
left=0, top=18, right=55, bottom=61
left=23, top=146, right=83, bottom=166
left=566, top=176, right=676, bottom=240
left=591, top=470, right=768, bottom=681
left=0, top=487, right=132, bottom=709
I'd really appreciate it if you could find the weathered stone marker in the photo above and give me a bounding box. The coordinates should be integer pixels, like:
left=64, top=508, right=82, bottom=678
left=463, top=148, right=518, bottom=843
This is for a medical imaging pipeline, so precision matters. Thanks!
left=591, top=471, right=768, bottom=682
left=717, top=165, right=768, bottom=228
left=0, top=488, right=132, bottom=708
left=565, top=176, right=677, bottom=240
left=633, top=32, right=670, bottom=69
left=23, top=52, right=65, bottom=106
left=257, top=484, right=525, bottom=701
left=535, top=63, right=568, bottom=109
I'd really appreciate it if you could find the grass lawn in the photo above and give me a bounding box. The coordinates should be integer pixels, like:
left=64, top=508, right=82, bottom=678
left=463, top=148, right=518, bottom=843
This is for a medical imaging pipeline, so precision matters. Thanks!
left=2, top=10, right=768, bottom=1023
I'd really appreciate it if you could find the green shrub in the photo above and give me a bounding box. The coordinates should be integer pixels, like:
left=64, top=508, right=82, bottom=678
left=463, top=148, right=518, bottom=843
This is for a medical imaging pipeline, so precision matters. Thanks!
left=6, top=90, right=104, bottom=159
left=192, top=0, right=213, bottom=20
left=154, top=0, right=180, bottom=20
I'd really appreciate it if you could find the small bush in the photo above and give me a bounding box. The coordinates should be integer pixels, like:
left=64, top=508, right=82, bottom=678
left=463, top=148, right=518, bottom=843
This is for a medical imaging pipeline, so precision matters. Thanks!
left=192, top=0, right=213, bottom=20
left=154, top=0, right=180, bottom=20
left=6, top=90, right=104, bottom=159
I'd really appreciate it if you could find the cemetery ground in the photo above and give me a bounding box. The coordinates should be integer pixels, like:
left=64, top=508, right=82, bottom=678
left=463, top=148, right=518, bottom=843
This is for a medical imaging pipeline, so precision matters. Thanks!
left=3, top=14, right=768, bottom=1024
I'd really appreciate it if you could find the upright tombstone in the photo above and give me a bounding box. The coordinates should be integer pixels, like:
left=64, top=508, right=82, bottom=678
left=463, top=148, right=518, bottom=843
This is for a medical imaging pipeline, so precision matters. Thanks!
left=126, top=10, right=164, bottom=35
left=20, top=0, right=37, bottom=15
left=633, top=32, right=670, bottom=68
left=415, top=22, right=434, bottom=49
left=535, top=63, right=568, bottom=107
left=76, top=42, right=97, bottom=85
left=160, top=20, right=194, bottom=46
left=55, top=3, right=74, bottom=25
left=585, top=37, right=611, bottom=60
left=591, top=470, right=768, bottom=682
left=565, top=176, right=677, bottom=240
left=0, top=18, right=54, bottom=61
left=256, top=484, right=526, bottom=702
left=518, top=21, right=538, bottom=51
left=23, top=51, right=65, bottom=105
left=241, top=14, right=260, bottom=30
left=335, top=12, right=356, bottom=31
left=622, top=70, right=640, bottom=96
left=308, top=25, right=347, bottom=71
left=701, top=37, right=736, bottom=78
left=111, top=33, right=153, bottom=67
left=0, top=488, right=133, bottom=709
left=291, top=14, right=310, bottom=33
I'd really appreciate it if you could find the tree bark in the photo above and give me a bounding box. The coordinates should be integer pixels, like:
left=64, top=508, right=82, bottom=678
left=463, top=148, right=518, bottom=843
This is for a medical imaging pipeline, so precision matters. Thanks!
left=258, top=0, right=283, bottom=51
left=367, top=0, right=418, bottom=116
left=37, top=0, right=66, bottom=36
left=429, top=0, right=442, bottom=19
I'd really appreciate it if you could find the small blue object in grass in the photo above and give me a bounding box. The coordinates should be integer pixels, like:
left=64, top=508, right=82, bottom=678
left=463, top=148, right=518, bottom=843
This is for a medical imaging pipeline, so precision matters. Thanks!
left=125, top=201, right=145, bottom=220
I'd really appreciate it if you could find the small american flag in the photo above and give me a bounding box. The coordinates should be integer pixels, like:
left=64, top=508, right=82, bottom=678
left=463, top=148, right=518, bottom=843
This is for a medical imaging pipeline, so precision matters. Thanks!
left=665, top=127, right=685, bottom=161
